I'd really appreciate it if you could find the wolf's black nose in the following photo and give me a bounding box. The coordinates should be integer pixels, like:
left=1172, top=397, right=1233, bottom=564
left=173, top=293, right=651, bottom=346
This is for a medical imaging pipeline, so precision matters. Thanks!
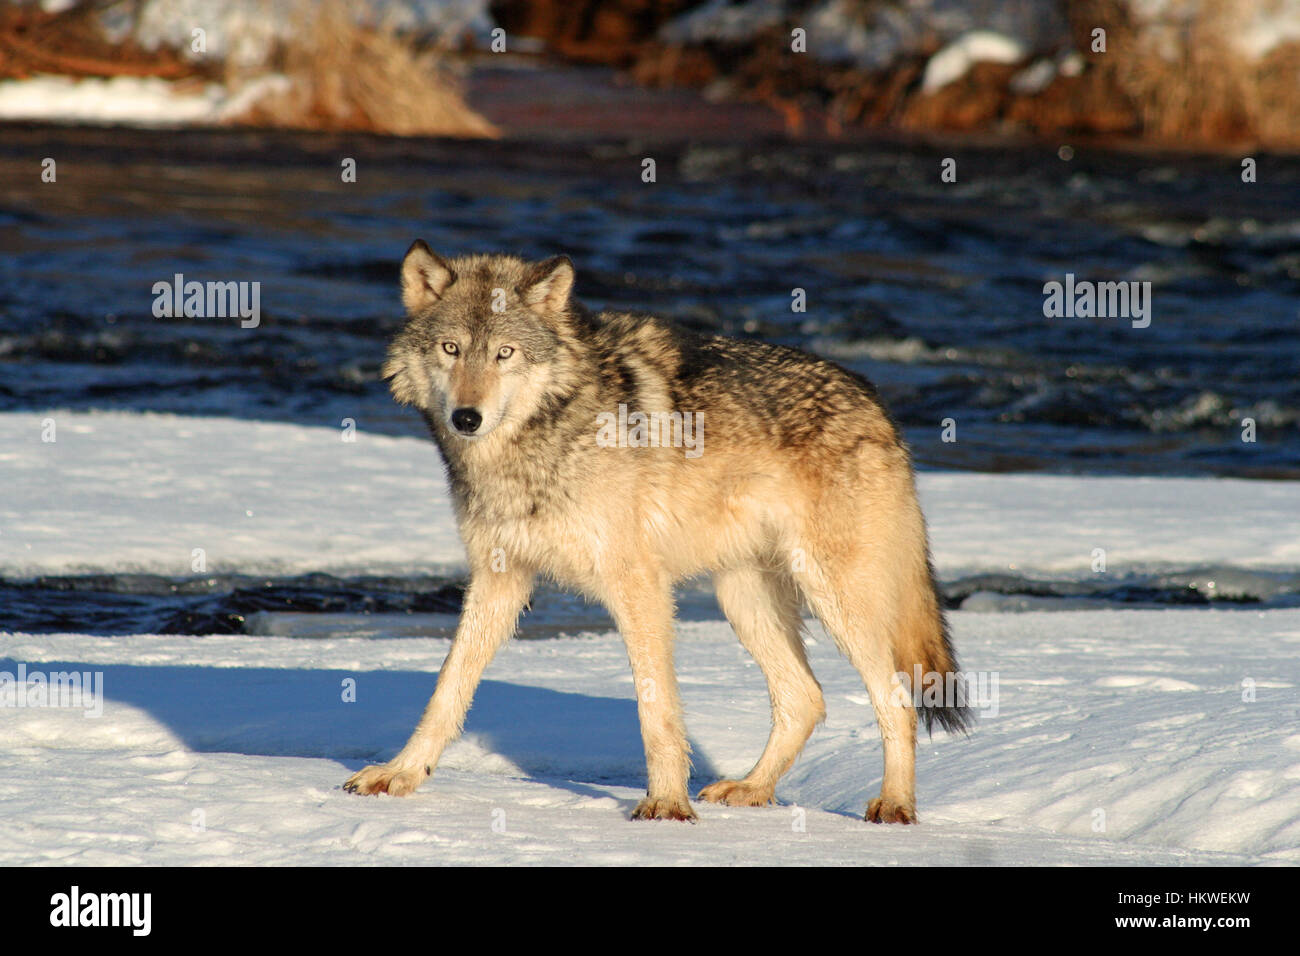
left=451, top=407, right=482, bottom=434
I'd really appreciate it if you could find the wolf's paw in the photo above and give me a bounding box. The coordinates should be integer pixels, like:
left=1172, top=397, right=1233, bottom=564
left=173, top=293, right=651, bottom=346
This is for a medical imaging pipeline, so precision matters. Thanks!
left=343, top=762, right=426, bottom=797
left=865, top=796, right=917, bottom=824
left=697, top=779, right=774, bottom=807
left=631, top=794, right=698, bottom=822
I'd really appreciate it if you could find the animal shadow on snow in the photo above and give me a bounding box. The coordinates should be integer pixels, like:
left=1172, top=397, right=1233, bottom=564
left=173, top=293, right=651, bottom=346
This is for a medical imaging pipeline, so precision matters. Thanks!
left=2, top=657, right=719, bottom=808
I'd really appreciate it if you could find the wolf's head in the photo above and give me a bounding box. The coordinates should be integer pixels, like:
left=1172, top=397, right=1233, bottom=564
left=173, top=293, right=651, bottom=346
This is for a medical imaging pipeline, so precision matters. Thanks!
left=383, top=242, right=579, bottom=441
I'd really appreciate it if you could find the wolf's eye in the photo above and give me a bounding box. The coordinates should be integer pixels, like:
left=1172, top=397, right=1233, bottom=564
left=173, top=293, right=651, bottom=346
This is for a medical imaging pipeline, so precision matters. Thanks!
left=441, top=342, right=459, bottom=356
left=497, top=346, right=514, bottom=360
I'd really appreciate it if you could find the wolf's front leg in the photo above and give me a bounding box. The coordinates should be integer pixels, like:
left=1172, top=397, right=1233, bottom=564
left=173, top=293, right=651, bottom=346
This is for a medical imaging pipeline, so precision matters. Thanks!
left=604, top=568, right=696, bottom=821
left=344, top=565, right=532, bottom=797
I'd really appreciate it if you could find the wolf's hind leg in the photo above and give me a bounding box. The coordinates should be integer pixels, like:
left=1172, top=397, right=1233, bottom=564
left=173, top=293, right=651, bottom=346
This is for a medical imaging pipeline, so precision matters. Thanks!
left=699, top=566, right=825, bottom=807
left=796, top=551, right=919, bottom=824
left=343, top=565, right=532, bottom=797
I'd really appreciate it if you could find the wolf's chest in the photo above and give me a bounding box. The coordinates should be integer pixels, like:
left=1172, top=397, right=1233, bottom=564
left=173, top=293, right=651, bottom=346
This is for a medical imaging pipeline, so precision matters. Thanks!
left=458, top=502, right=600, bottom=588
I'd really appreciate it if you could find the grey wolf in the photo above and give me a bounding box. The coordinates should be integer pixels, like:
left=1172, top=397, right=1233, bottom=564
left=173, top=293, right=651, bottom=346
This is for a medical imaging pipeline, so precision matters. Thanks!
left=343, top=242, right=972, bottom=822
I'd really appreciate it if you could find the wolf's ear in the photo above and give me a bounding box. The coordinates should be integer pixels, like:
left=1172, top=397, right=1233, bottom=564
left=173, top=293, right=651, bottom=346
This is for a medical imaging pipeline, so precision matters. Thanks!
left=381, top=351, right=422, bottom=407
left=401, top=240, right=455, bottom=313
left=519, top=256, right=574, bottom=314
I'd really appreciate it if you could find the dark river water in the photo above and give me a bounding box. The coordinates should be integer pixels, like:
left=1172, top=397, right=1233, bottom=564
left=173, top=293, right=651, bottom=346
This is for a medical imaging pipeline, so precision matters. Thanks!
left=3, top=120, right=1297, bottom=477
left=1, top=113, right=1298, bottom=632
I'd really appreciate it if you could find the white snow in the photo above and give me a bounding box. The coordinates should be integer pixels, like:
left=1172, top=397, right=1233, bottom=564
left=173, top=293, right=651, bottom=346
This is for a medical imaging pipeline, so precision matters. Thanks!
left=3, top=411, right=1297, bottom=579
left=921, top=31, right=1026, bottom=93
left=2, top=611, right=1297, bottom=865
left=0, top=74, right=293, bottom=127
left=0, top=412, right=461, bottom=578
left=0, top=75, right=229, bottom=126
left=1009, top=58, right=1057, bottom=96
left=2, top=410, right=1298, bottom=865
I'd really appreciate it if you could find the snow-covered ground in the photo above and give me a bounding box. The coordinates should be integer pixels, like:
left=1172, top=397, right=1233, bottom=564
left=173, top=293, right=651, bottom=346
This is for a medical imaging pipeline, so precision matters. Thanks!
left=2, top=411, right=1298, bottom=865
left=5, top=411, right=1299, bottom=579
left=6, top=611, right=1299, bottom=865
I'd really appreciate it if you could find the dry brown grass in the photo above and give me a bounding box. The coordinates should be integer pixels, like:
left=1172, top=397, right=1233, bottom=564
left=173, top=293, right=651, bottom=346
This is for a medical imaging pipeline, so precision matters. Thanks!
left=228, top=0, right=496, bottom=138
left=1073, top=0, right=1300, bottom=147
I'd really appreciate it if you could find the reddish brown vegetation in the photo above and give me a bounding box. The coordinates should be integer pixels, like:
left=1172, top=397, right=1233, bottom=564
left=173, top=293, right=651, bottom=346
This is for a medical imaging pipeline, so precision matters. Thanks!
left=0, top=2, right=202, bottom=81
left=500, top=0, right=1300, bottom=149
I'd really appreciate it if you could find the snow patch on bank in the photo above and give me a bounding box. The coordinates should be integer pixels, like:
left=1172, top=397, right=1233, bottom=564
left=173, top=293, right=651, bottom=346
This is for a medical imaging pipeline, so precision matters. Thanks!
left=3, top=411, right=1298, bottom=579
left=921, top=31, right=1025, bottom=92
left=0, top=73, right=292, bottom=127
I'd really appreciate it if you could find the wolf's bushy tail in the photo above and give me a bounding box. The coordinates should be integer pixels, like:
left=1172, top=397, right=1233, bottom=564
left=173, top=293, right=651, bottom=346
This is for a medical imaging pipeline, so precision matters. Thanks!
left=895, top=552, right=976, bottom=736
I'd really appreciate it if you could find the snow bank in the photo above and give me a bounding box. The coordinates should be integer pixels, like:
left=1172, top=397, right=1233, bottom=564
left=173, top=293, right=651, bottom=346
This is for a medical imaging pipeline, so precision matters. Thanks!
left=0, top=75, right=224, bottom=126
left=0, top=73, right=298, bottom=127
left=0, top=412, right=460, bottom=578
left=2, top=411, right=1297, bottom=580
